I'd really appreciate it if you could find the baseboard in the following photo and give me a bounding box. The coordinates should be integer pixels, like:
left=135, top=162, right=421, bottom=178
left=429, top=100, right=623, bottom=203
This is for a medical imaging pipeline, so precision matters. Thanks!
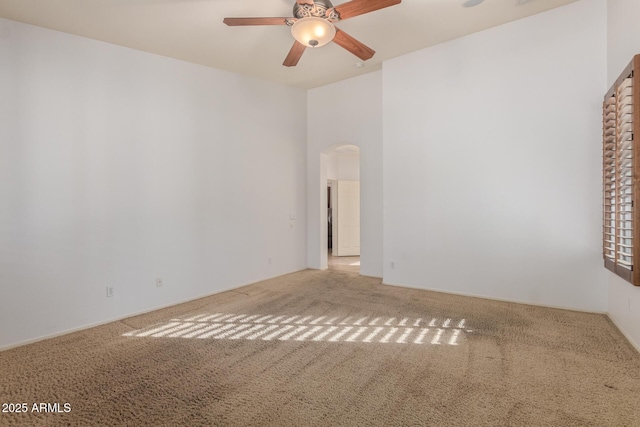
left=0, top=268, right=307, bottom=352
left=606, top=314, right=640, bottom=353
left=380, top=280, right=607, bottom=315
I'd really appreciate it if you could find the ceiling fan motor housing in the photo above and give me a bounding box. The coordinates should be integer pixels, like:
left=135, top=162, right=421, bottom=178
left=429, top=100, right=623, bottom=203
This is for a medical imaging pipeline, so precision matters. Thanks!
left=293, top=0, right=340, bottom=21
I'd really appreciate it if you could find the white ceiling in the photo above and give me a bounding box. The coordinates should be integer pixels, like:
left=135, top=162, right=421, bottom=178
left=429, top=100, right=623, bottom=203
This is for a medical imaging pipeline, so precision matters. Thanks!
left=0, top=0, right=578, bottom=89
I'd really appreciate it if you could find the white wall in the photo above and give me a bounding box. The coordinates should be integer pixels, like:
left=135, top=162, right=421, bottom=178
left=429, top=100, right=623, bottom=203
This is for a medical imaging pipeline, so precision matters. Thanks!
left=0, top=19, right=307, bottom=350
left=383, top=0, right=607, bottom=311
left=307, top=72, right=383, bottom=277
left=606, top=0, right=640, bottom=350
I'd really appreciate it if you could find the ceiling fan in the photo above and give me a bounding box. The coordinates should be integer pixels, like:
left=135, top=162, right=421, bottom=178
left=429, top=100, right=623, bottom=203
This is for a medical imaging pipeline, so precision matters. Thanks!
left=223, top=0, right=401, bottom=67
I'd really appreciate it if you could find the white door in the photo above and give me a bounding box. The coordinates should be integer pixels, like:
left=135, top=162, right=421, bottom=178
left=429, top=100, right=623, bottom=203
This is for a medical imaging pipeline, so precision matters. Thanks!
left=335, top=180, right=360, bottom=256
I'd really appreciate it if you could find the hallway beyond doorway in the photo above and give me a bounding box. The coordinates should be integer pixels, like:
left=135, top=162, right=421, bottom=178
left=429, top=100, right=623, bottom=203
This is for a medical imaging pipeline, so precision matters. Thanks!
left=328, top=250, right=360, bottom=274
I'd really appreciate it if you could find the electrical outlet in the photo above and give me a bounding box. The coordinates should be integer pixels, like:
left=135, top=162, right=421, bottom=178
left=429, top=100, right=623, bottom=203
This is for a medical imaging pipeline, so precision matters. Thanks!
left=267, top=257, right=272, bottom=265
left=106, top=286, right=114, bottom=298
left=156, top=278, right=163, bottom=287
left=390, top=261, right=395, bottom=269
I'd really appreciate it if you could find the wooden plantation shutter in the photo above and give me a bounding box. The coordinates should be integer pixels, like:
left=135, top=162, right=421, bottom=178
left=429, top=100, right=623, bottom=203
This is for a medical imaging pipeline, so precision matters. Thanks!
left=603, top=95, right=616, bottom=266
left=604, top=55, right=640, bottom=286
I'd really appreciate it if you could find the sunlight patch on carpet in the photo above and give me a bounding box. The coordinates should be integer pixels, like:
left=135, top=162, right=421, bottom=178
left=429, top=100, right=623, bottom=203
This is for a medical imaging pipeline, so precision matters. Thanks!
left=123, top=313, right=471, bottom=345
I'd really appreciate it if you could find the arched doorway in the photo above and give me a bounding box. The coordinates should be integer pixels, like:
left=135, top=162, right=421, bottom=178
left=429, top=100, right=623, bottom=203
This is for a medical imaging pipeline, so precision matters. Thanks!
left=323, top=144, right=360, bottom=273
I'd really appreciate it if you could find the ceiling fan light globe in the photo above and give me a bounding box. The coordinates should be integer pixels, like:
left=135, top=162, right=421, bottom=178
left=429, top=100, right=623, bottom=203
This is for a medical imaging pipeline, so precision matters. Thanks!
left=291, top=17, right=336, bottom=48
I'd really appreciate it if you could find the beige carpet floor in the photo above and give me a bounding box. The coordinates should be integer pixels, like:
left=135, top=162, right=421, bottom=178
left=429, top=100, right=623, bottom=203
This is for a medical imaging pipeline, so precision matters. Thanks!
left=1, top=269, right=639, bottom=426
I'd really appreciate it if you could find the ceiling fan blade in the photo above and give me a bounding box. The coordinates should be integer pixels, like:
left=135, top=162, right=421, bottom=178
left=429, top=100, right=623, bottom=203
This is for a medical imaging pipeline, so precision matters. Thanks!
left=332, top=28, right=375, bottom=61
left=223, top=17, right=290, bottom=26
left=333, top=0, right=401, bottom=20
left=283, top=41, right=306, bottom=67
